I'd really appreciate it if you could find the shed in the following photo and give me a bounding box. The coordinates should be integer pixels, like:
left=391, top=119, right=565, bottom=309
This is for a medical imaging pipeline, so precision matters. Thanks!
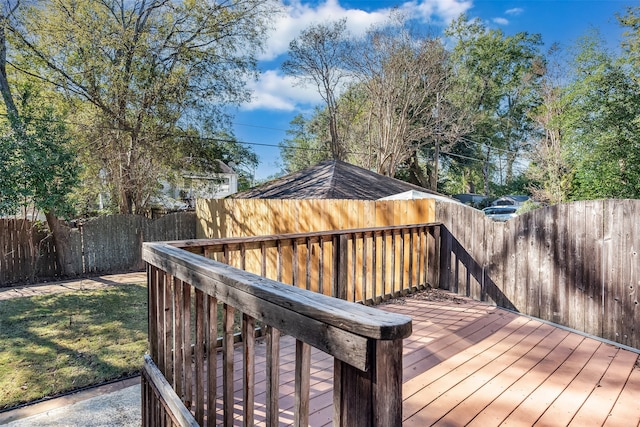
left=233, top=160, right=441, bottom=200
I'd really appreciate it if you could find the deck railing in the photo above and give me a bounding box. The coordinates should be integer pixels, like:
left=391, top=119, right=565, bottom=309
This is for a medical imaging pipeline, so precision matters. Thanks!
left=172, top=223, right=441, bottom=304
left=142, top=237, right=414, bottom=426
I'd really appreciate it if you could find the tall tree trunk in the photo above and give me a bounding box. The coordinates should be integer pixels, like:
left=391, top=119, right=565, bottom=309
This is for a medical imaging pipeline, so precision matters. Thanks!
left=45, top=211, right=78, bottom=277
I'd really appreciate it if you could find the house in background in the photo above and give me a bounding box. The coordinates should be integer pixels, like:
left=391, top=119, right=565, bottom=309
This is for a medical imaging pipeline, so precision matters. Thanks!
left=156, top=160, right=238, bottom=209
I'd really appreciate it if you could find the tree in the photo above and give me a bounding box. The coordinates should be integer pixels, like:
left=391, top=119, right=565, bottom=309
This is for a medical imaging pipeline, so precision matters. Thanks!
left=349, top=16, right=467, bottom=178
left=279, top=113, right=330, bottom=173
left=0, top=82, right=80, bottom=276
left=9, top=0, right=278, bottom=214
left=527, top=44, right=572, bottom=204
left=561, top=27, right=640, bottom=200
left=0, top=1, right=80, bottom=278
left=282, top=19, right=350, bottom=161
left=445, top=15, right=544, bottom=195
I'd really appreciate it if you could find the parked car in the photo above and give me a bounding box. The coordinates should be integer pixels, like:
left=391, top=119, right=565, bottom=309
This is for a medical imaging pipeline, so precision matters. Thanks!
left=482, top=206, right=518, bottom=222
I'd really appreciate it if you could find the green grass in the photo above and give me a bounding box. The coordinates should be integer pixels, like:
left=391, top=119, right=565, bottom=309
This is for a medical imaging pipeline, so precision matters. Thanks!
left=0, top=284, right=148, bottom=410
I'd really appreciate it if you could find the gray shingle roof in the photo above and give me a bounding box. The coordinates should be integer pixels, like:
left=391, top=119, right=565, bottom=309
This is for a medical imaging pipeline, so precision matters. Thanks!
left=233, top=160, right=440, bottom=200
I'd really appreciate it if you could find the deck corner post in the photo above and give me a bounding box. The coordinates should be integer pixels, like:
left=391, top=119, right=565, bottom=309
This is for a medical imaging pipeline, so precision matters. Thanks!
left=333, top=338, right=403, bottom=427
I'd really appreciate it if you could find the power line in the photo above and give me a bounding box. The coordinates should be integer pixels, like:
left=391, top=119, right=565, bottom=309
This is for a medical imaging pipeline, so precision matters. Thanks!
left=0, top=111, right=532, bottom=163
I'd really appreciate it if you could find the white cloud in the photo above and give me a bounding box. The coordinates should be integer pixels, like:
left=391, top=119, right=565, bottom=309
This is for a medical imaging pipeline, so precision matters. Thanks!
left=505, top=7, right=524, bottom=16
left=409, top=0, right=473, bottom=23
left=493, top=17, right=509, bottom=25
left=242, top=69, right=323, bottom=111
left=251, top=0, right=473, bottom=112
left=260, top=0, right=473, bottom=60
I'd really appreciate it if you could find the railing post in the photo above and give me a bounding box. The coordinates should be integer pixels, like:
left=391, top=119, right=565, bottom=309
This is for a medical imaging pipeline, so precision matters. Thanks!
left=333, top=338, right=403, bottom=427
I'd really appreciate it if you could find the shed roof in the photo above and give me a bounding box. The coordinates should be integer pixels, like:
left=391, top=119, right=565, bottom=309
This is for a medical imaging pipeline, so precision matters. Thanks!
left=233, top=160, right=441, bottom=200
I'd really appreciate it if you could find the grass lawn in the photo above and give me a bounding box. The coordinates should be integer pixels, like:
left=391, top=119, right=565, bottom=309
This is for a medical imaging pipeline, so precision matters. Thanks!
left=0, top=283, right=147, bottom=410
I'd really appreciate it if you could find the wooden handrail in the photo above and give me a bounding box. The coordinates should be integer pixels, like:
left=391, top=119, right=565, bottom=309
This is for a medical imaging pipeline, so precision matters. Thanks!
left=144, top=243, right=412, bottom=340
left=142, top=240, right=413, bottom=426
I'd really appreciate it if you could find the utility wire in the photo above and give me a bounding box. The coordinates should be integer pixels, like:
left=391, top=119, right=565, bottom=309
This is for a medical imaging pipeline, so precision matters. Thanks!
left=0, top=111, right=532, bottom=163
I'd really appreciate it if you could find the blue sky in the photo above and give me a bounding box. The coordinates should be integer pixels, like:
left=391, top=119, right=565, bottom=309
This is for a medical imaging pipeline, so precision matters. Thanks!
left=229, top=0, right=633, bottom=181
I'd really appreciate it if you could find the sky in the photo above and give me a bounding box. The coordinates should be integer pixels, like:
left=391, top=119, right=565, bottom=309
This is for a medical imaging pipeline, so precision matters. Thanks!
left=228, top=0, right=635, bottom=181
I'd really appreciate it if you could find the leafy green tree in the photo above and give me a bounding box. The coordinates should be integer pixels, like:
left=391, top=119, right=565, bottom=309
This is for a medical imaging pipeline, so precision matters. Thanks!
left=0, top=82, right=80, bottom=276
left=445, top=15, right=544, bottom=195
left=279, top=113, right=330, bottom=173
left=9, top=0, right=278, bottom=214
left=562, top=28, right=640, bottom=200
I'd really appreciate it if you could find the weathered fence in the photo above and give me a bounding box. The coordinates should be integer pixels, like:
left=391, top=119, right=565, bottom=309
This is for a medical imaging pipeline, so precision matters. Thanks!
left=436, top=199, right=640, bottom=349
left=196, top=198, right=436, bottom=239
left=0, top=219, right=58, bottom=285
left=0, top=212, right=196, bottom=286
left=142, top=241, right=412, bottom=426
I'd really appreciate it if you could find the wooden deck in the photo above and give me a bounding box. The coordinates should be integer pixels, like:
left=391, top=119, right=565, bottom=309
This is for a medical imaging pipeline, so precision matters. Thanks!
left=207, top=289, right=640, bottom=426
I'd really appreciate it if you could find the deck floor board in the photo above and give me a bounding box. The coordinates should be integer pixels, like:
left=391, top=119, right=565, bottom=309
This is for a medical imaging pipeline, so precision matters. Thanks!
left=199, top=290, right=640, bottom=426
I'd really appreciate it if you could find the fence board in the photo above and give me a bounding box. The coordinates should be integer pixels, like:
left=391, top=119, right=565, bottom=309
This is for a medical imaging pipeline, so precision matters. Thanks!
left=435, top=199, right=640, bottom=350
left=1, top=212, right=196, bottom=287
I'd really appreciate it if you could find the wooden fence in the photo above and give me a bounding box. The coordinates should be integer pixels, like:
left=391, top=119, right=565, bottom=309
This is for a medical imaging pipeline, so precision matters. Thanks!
left=436, top=199, right=640, bottom=349
left=0, top=212, right=196, bottom=286
left=0, top=219, right=58, bottom=285
left=196, top=198, right=436, bottom=239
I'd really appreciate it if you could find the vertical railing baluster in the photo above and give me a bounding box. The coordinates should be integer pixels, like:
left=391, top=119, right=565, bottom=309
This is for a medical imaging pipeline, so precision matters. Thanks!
left=183, top=284, right=192, bottom=409
left=362, top=233, right=368, bottom=303
left=173, top=279, right=183, bottom=401
left=331, top=235, right=340, bottom=298
left=206, top=296, right=218, bottom=427
left=332, top=234, right=348, bottom=300
left=222, top=244, right=229, bottom=265
left=265, top=325, right=280, bottom=427
left=163, top=273, right=173, bottom=382
left=382, top=231, right=387, bottom=299
left=306, top=237, right=311, bottom=291
left=276, top=240, right=283, bottom=283
left=222, top=304, right=235, bottom=427
left=351, top=233, right=356, bottom=302
left=372, top=232, right=377, bottom=302
left=240, top=244, right=246, bottom=271
left=389, top=231, right=396, bottom=297
left=292, top=240, right=298, bottom=288
left=408, top=228, right=414, bottom=291
left=242, top=313, right=255, bottom=426
left=157, top=271, right=166, bottom=375
left=294, top=340, right=311, bottom=427
left=195, top=289, right=205, bottom=425
left=260, top=241, right=267, bottom=277
left=318, top=238, right=324, bottom=295
left=148, top=265, right=158, bottom=360
left=416, top=227, right=423, bottom=288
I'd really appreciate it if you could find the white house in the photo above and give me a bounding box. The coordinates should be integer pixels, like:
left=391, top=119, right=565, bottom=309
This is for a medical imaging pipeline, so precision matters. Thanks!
left=157, top=160, right=238, bottom=209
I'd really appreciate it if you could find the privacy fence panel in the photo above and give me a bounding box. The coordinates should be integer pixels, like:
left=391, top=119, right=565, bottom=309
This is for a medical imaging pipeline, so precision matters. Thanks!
left=196, top=198, right=436, bottom=239
left=0, top=219, right=55, bottom=284
left=436, top=199, right=640, bottom=349
left=0, top=212, right=196, bottom=286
